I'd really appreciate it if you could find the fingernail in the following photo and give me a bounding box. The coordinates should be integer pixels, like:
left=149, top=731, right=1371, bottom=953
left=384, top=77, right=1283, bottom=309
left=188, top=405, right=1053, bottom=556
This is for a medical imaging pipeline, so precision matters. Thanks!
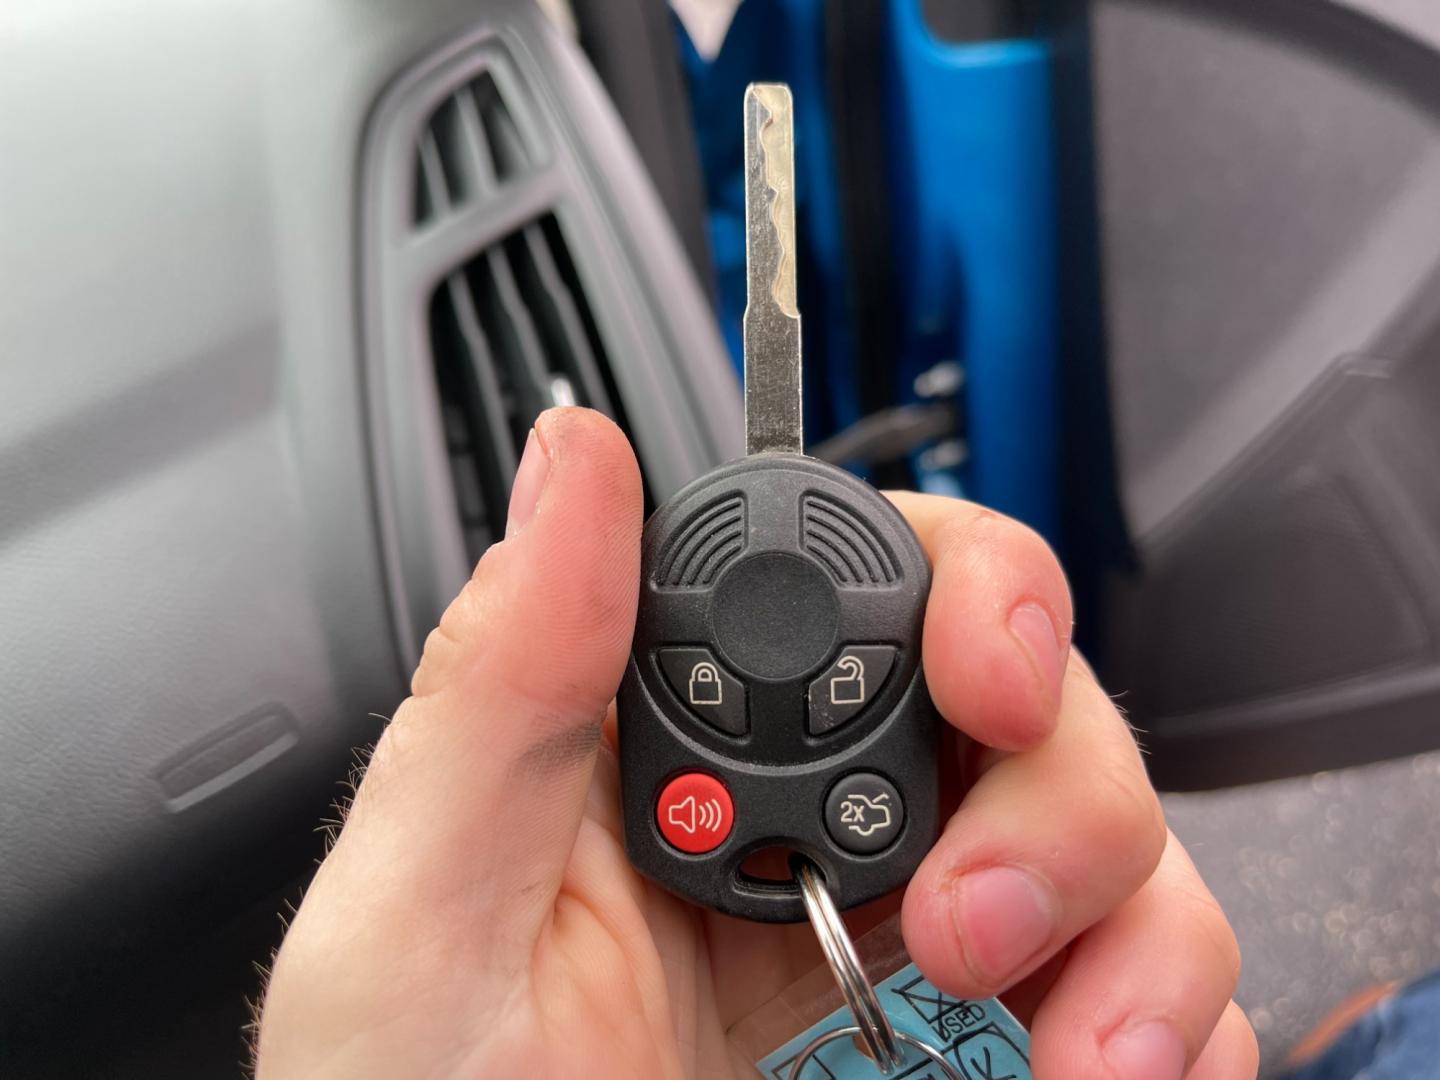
left=951, top=866, right=1057, bottom=988
left=1103, top=1019, right=1187, bottom=1080
left=506, top=426, right=550, bottom=537
left=1009, top=601, right=1065, bottom=702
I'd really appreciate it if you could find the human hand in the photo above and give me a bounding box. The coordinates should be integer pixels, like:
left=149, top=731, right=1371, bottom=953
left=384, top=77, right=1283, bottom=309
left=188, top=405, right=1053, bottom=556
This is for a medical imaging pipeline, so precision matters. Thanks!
left=255, top=408, right=1257, bottom=1078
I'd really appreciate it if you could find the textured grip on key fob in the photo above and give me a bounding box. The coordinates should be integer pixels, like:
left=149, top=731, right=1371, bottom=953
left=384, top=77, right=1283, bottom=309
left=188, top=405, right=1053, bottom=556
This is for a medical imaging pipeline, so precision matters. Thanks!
left=618, top=455, right=940, bottom=922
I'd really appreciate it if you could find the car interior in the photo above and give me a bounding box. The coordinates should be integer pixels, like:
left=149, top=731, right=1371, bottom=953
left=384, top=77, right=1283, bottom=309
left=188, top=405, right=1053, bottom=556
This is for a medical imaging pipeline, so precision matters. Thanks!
left=3, top=0, right=1439, bottom=1075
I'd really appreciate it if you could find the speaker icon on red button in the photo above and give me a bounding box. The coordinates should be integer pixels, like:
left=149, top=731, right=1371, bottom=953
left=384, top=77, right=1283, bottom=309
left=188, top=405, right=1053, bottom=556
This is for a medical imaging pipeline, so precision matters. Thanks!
left=656, top=772, right=734, bottom=853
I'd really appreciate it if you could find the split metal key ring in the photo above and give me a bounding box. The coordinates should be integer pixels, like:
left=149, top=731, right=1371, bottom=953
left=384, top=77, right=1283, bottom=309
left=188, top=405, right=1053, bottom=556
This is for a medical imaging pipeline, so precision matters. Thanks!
left=787, top=1027, right=964, bottom=1080
left=791, top=856, right=909, bottom=1074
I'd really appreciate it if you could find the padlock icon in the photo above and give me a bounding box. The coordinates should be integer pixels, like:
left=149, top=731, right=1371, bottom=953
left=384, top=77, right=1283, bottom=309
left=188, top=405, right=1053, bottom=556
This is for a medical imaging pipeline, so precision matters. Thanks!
left=829, top=656, right=866, bottom=706
left=688, top=661, right=723, bottom=706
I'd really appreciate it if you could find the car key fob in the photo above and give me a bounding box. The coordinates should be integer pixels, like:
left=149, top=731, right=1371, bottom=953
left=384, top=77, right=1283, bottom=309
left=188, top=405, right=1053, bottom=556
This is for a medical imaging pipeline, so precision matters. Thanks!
left=617, top=84, right=940, bottom=922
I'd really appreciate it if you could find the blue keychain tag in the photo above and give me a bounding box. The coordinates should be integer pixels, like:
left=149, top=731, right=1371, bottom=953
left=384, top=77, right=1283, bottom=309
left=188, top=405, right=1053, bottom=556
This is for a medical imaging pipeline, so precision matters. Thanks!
left=756, top=961, right=1032, bottom=1080
left=730, top=909, right=1033, bottom=1080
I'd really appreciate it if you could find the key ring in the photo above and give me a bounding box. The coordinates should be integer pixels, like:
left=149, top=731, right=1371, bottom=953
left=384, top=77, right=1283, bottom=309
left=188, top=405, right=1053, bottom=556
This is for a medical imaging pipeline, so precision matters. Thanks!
left=791, top=856, right=905, bottom=1074
left=787, top=1026, right=965, bottom=1080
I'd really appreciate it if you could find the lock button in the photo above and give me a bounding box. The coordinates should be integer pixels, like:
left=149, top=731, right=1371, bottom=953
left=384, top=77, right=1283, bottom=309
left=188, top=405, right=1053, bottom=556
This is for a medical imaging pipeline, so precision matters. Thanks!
left=690, top=662, right=723, bottom=704
left=807, top=646, right=897, bottom=735
left=658, top=648, right=748, bottom=736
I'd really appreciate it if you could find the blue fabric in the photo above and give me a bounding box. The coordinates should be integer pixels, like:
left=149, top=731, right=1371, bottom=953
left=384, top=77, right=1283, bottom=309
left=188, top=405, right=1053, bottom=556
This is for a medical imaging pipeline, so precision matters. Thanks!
left=1282, top=970, right=1440, bottom=1080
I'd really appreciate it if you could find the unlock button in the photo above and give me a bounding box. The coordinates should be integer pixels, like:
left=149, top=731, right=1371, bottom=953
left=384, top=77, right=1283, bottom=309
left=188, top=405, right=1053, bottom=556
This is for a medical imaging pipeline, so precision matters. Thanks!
left=807, top=646, right=897, bottom=734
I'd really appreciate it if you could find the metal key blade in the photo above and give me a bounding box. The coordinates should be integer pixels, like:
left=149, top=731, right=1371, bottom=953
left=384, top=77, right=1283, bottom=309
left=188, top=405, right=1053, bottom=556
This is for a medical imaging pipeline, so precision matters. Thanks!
left=743, top=82, right=803, bottom=456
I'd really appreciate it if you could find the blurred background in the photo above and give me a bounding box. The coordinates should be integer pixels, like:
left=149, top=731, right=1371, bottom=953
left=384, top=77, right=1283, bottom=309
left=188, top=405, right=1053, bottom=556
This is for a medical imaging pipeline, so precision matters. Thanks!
left=3, top=0, right=1440, bottom=1075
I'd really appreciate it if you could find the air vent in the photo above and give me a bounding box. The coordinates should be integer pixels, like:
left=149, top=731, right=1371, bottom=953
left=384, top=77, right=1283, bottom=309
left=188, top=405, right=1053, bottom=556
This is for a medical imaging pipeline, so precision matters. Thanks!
left=408, top=67, right=625, bottom=564
left=654, top=494, right=747, bottom=587
left=801, top=491, right=901, bottom=586
left=413, top=70, right=533, bottom=227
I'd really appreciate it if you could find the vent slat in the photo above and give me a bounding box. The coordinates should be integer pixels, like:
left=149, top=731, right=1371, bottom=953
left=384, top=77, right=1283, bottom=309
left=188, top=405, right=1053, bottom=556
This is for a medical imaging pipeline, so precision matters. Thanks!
left=418, top=131, right=453, bottom=213
left=472, top=71, right=530, bottom=179
left=443, top=270, right=518, bottom=489
left=430, top=259, right=518, bottom=566
left=430, top=98, right=477, bottom=206
left=513, top=223, right=615, bottom=415
left=472, top=246, right=553, bottom=424
left=453, top=84, right=498, bottom=197
left=455, top=84, right=500, bottom=195
left=539, top=214, right=633, bottom=436
left=413, top=159, right=434, bottom=226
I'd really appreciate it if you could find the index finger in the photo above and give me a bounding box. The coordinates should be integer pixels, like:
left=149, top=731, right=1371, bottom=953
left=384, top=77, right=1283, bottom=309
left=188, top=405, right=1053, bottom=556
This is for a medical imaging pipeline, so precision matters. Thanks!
left=887, top=491, right=1073, bottom=751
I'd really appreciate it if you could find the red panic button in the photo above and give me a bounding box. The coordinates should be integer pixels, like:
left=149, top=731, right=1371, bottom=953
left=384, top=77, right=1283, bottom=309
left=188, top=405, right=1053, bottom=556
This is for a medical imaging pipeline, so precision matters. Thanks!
left=656, top=772, right=734, bottom=854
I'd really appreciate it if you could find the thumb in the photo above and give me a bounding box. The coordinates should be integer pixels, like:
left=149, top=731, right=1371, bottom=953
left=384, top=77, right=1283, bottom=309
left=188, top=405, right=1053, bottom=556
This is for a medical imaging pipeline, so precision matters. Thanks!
left=312, top=407, right=642, bottom=945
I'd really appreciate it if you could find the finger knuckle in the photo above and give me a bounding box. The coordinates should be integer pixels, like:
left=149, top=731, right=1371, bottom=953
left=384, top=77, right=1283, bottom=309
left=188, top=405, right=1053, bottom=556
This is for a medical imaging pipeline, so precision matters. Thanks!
left=1094, top=761, right=1169, bottom=879
left=981, top=512, right=1063, bottom=578
left=940, top=510, right=1071, bottom=617
left=410, top=561, right=502, bottom=698
left=1160, top=839, right=1243, bottom=993
left=410, top=623, right=460, bottom=698
left=1233, top=1007, right=1261, bottom=1074
left=1010, top=518, right=1062, bottom=573
left=1189, top=888, right=1243, bottom=991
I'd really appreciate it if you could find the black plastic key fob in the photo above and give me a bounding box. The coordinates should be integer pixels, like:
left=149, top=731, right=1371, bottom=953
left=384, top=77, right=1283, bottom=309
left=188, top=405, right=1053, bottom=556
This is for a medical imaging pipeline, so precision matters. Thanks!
left=617, top=454, right=939, bottom=921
